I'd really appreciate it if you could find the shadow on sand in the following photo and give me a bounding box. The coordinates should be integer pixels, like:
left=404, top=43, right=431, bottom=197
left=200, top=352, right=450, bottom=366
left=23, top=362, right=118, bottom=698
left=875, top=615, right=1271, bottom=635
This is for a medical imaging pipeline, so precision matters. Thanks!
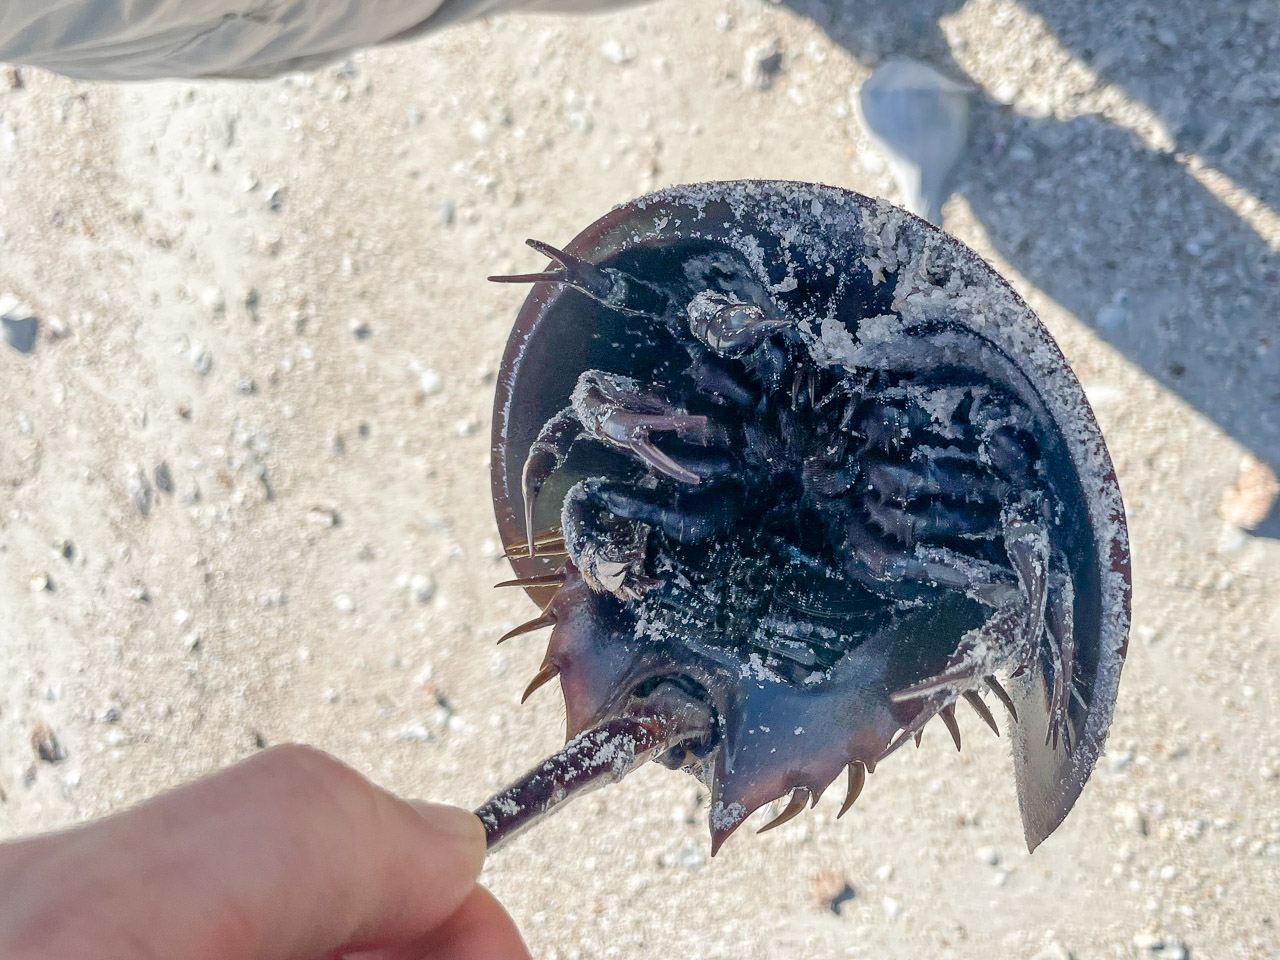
left=783, top=0, right=1280, bottom=535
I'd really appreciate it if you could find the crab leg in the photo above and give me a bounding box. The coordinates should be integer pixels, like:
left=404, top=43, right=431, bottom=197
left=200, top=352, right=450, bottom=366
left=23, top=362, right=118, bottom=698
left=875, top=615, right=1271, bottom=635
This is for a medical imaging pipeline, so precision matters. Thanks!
left=523, top=372, right=730, bottom=560
left=891, top=518, right=1050, bottom=703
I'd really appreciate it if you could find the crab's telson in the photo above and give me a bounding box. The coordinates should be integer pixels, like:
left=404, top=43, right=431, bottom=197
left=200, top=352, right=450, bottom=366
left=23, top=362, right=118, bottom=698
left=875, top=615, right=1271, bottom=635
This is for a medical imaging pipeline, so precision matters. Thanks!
left=477, top=182, right=1130, bottom=855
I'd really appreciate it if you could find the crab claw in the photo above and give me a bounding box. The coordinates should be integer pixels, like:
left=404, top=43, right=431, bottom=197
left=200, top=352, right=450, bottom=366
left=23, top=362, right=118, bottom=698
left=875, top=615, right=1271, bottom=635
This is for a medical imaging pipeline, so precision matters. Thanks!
left=685, top=291, right=790, bottom=358
left=489, top=239, right=669, bottom=316
left=571, top=370, right=723, bottom=486
left=489, top=239, right=617, bottom=300
left=558, top=479, right=656, bottom=598
left=521, top=408, right=583, bottom=556
left=611, top=413, right=708, bottom=485
left=521, top=373, right=729, bottom=548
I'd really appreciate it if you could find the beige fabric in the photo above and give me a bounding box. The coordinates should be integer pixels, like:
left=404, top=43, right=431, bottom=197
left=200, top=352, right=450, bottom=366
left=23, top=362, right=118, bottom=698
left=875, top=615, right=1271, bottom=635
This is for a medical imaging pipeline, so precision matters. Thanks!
left=0, top=0, right=633, bottom=81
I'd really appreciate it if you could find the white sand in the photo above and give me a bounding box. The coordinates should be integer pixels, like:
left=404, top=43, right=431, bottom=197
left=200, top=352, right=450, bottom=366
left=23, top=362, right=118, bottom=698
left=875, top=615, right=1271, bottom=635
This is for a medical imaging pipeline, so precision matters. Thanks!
left=2, top=2, right=1278, bottom=957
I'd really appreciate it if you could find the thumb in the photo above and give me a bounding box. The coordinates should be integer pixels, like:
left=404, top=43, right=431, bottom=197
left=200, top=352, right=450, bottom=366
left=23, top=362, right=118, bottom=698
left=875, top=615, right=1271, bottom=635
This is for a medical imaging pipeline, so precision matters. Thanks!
left=36, top=745, right=488, bottom=960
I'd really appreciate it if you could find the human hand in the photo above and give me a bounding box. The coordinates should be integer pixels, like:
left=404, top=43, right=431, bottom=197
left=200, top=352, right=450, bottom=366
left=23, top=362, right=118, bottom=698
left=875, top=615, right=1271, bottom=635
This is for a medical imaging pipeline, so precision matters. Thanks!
left=0, top=744, right=530, bottom=960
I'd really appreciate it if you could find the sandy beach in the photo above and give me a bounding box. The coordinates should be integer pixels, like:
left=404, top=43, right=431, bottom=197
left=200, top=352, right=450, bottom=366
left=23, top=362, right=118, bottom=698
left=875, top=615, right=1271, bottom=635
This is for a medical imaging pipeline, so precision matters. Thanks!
left=2, top=1, right=1279, bottom=957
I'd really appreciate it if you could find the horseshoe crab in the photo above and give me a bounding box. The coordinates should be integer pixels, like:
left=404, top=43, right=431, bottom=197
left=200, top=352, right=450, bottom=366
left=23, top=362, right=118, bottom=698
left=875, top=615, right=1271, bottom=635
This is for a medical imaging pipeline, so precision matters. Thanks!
left=474, top=181, right=1130, bottom=856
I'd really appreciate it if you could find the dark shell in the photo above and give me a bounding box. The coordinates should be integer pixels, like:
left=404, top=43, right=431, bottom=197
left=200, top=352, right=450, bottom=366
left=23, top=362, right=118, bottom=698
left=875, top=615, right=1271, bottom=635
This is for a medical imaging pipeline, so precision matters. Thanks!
left=489, top=180, right=1130, bottom=851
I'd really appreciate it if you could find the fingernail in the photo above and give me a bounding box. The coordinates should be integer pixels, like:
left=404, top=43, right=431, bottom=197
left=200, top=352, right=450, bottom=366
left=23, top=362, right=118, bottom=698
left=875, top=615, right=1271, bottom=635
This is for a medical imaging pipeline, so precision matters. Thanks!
left=410, top=801, right=486, bottom=848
